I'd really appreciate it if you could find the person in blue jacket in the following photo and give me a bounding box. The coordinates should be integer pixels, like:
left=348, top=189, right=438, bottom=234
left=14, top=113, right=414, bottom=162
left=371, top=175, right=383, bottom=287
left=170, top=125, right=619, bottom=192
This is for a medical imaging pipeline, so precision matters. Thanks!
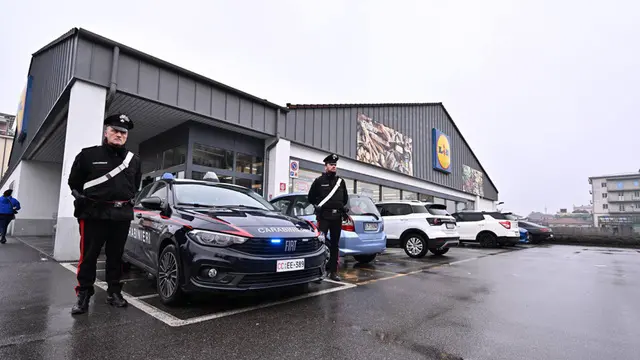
left=0, top=189, right=21, bottom=244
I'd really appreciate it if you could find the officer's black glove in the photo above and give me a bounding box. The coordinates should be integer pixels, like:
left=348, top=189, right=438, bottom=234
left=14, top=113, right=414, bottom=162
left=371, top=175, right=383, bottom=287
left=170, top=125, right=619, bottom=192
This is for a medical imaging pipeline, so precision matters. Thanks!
left=71, top=190, right=87, bottom=207
left=341, top=207, right=349, bottom=221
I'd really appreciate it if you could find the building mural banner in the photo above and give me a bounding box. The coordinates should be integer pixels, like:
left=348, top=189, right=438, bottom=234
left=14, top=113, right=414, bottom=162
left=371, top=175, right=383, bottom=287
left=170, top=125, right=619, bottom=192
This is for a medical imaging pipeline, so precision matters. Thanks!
left=12, top=76, right=33, bottom=143
left=356, top=113, right=413, bottom=176
left=462, top=164, right=484, bottom=196
left=432, top=128, right=451, bottom=173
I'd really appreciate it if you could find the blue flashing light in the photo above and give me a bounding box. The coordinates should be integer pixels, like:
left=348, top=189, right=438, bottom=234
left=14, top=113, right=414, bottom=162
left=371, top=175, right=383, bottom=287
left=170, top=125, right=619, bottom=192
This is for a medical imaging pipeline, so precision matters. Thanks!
left=270, top=239, right=282, bottom=244
left=161, top=172, right=174, bottom=179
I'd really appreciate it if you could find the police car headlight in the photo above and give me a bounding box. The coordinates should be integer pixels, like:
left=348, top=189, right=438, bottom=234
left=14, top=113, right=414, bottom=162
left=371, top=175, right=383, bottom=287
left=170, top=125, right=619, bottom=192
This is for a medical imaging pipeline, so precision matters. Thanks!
left=188, top=230, right=248, bottom=247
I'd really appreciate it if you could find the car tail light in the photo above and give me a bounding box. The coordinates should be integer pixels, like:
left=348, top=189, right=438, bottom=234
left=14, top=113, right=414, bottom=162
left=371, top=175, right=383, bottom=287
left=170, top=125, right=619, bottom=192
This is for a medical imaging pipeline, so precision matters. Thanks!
left=540, top=228, right=550, bottom=232
left=427, top=218, right=443, bottom=226
left=499, top=221, right=511, bottom=229
left=342, top=215, right=355, bottom=232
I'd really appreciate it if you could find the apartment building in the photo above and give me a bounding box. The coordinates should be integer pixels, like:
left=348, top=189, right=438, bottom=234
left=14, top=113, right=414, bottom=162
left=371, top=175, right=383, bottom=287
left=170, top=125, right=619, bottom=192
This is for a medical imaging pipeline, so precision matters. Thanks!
left=0, top=113, right=15, bottom=179
left=589, top=171, right=640, bottom=232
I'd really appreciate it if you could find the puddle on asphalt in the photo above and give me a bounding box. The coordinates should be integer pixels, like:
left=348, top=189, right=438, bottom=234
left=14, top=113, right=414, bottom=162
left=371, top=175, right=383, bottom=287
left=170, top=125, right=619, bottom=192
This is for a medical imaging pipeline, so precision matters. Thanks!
left=349, top=324, right=464, bottom=359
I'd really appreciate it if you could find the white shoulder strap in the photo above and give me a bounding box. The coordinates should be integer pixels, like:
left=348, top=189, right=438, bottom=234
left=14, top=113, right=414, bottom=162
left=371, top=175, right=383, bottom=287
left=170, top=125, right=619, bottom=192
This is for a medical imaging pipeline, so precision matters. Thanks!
left=318, top=178, right=343, bottom=207
left=83, top=151, right=134, bottom=191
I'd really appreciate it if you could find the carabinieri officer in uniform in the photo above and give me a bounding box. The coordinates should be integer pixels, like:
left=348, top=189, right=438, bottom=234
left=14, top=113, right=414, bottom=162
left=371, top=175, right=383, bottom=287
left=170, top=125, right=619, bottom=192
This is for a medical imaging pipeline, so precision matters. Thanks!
left=307, top=153, right=349, bottom=281
left=68, top=113, right=142, bottom=315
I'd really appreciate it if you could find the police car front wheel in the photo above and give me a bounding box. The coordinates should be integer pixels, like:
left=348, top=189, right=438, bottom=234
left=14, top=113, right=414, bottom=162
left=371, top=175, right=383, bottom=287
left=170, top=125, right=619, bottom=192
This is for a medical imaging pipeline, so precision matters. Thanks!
left=157, top=244, right=185, bottom=305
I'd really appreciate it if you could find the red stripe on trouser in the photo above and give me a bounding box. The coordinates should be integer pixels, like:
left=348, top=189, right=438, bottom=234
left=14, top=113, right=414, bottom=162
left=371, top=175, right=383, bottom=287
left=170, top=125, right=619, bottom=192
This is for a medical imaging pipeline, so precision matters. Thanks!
left=75, top=219, right=85, bottom=295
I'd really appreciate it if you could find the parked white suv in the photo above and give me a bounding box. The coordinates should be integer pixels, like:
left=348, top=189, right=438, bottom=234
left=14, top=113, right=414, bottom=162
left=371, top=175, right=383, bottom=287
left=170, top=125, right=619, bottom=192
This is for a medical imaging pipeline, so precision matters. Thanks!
left=450, top=210, right=520, bottom=247
left=375, top=200, right=460, bottom=258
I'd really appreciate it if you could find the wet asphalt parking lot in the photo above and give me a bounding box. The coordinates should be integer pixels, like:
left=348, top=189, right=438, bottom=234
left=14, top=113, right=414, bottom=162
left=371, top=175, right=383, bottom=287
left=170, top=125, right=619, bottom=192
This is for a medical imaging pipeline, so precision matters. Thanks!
left=1, top=239, right=639, bottom=360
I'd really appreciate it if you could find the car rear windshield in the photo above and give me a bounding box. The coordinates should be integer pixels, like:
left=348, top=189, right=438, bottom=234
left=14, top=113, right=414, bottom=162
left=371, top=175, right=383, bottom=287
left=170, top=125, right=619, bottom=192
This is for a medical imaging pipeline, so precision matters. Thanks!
left=423, top=204, right=450, bottom=216
left=520, top=221, right=544, bottom=228
left=348, top=195, right=381, bottom=217
left=489, top=212, right=517, bottom=220
left=173, top=183, right=275, bottom=210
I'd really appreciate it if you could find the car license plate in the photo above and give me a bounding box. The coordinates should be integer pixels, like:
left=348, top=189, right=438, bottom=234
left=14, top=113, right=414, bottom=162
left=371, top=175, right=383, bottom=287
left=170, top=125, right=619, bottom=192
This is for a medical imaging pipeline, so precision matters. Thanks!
left=364, top=222, right=378, bottom=231
left=276, top=259, right=305, bottom=272
left=446, top=223, right=455, bottom=229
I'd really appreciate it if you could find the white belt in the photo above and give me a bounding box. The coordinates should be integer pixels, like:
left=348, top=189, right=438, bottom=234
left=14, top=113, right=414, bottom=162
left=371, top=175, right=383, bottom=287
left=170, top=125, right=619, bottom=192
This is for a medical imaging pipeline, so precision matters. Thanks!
left=318, top=178, right=342, bottom=207
left=83, top=152, right=134, bottom=190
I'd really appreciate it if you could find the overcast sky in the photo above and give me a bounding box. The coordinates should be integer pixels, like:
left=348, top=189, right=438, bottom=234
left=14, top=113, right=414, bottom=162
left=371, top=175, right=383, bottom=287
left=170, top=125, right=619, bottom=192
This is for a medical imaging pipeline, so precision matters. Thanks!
left=1, top=0, right=638, bottom=215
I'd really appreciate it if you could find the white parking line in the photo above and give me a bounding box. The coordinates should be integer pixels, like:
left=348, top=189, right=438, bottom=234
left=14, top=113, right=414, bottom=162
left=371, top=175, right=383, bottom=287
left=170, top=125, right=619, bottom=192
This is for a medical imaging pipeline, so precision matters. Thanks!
left=169, top=282, right=357, bottom=327
left=448, top=257, right=479, bottom=266
left=59, top=262, right=356, bottom=327
left=135, top=294, right=160, bottom=300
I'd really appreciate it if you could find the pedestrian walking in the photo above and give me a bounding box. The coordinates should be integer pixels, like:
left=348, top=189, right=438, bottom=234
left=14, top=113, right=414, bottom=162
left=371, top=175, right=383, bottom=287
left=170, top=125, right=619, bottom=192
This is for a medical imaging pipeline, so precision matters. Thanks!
left=67, top=113, right=142, bottom=315
left=307, top=153, right=349, bottom=281
left=0, top=189, right=20, bottom=244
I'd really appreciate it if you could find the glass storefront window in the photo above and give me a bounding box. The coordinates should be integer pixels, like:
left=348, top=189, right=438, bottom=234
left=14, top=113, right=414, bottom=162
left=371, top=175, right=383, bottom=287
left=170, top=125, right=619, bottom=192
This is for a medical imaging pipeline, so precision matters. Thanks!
left=191, top=171, right=233, bottom=183
left=434, top=197, right=446, bottom=205
left=162, top=145, right=187, bottom=168
left=446, top=200, right=456, bottom=214
left=419, top=194, right=434, bottom=203
left=234, top=178, right=262, bottom=194
left=192, top=143, right=233, bottom=170
left=235, top=152, right=264, bottom=175
left=357, top=181, right=379, bottom=201
left=344, top=178, right=355, bottom=194
left=403, top=191, right=418, bottom=200
left=381, top=187, right=401, bottom=201
left=290, top=169, right=321, bottom=194
left=456, top=201, right=468, bottom=212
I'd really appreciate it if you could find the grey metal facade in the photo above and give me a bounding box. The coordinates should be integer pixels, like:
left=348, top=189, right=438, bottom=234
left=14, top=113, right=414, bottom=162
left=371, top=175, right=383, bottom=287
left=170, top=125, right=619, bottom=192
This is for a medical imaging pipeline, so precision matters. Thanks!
left=72, top=34, right=280, bottom=135
left=2, top=27, right=499, bottom=203
left=3, top=28, right=283, bottom=185
left=6, top=30, right=76, bottom=173
left=283, top=104, right=499, bottom=200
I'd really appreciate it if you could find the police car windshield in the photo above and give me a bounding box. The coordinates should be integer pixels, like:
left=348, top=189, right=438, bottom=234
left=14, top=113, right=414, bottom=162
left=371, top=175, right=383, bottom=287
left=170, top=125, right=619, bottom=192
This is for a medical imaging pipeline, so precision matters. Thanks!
left=173, top=183, right=275, bottom=210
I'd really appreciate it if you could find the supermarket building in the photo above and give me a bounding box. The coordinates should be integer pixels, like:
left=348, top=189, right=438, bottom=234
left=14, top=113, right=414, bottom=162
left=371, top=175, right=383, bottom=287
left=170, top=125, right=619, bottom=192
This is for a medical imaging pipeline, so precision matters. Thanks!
left=1, top=28, right=500, bottom=261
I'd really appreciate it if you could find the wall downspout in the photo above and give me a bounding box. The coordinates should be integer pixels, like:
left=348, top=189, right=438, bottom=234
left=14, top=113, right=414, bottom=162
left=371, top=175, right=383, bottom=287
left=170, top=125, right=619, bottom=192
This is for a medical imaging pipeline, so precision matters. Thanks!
left=263, top=109, right=281, bottom=199
left=105, top=46, right=120, bottom=108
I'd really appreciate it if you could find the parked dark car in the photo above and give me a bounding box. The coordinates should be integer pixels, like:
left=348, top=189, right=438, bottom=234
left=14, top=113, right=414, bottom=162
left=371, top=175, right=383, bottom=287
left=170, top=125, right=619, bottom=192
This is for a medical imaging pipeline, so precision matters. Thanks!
left=517, top=221, right=554, bottom=244
left=122, top=174, right=328, bottom=305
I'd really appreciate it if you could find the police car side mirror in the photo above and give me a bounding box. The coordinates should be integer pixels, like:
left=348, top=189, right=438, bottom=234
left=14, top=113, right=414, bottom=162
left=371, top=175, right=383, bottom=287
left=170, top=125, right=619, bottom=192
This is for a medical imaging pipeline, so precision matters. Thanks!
left=140, top=196, right=163, bottom=211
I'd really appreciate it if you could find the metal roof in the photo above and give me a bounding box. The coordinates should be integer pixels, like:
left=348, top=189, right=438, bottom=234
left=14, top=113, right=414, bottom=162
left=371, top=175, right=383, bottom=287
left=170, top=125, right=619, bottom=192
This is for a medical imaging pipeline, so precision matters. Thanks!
left=32, top=28, right=289, bottom=112
left=285, top=102, right=500, bottom=195
left=286, top=102, right=443, bottom=109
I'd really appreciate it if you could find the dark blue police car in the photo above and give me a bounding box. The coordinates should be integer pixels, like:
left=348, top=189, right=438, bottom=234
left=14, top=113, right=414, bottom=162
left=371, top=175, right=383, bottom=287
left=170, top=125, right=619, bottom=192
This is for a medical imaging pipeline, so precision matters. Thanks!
left=122, top=172, right=328, bottom=305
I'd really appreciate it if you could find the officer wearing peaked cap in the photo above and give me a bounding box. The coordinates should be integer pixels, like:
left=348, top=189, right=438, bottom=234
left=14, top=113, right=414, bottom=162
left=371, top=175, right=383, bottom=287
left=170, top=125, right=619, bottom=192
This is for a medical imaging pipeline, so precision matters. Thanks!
left=307, top=153, right=349, bottom=281
left=67, top=113, right=142, bottom=315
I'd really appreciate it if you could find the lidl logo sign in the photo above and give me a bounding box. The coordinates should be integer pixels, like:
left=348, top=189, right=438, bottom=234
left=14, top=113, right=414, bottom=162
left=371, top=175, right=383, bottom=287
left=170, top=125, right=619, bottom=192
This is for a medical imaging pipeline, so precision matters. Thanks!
left=432, top=128, right=451, bottom=173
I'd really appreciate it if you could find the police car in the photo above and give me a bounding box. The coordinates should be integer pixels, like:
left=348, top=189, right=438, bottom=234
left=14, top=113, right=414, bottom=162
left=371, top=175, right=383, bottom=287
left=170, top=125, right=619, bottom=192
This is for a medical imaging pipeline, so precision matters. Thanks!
left=122, top=172, right=328, bottom=305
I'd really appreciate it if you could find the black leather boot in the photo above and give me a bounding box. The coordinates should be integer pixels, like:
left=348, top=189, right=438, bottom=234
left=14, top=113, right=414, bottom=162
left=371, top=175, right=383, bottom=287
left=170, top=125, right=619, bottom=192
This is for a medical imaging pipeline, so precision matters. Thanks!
left=329, top=272, right=341, bottom=281
left=106, top=292, right=128, bottom=307
left=71, top=290, right=92, bottom=315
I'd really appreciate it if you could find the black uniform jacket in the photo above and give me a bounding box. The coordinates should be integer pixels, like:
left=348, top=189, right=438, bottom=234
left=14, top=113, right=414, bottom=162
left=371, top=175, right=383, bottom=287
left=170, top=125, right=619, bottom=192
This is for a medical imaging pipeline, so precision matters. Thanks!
left=68, top=143, right=142, bottom=221
left=307, top=172, right=349, bottom=220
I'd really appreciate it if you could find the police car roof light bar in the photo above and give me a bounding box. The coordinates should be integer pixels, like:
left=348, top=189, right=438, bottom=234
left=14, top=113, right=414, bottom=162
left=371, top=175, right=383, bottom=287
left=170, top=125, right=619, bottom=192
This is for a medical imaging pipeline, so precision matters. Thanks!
left=203, top=171, right=220, bottom=182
